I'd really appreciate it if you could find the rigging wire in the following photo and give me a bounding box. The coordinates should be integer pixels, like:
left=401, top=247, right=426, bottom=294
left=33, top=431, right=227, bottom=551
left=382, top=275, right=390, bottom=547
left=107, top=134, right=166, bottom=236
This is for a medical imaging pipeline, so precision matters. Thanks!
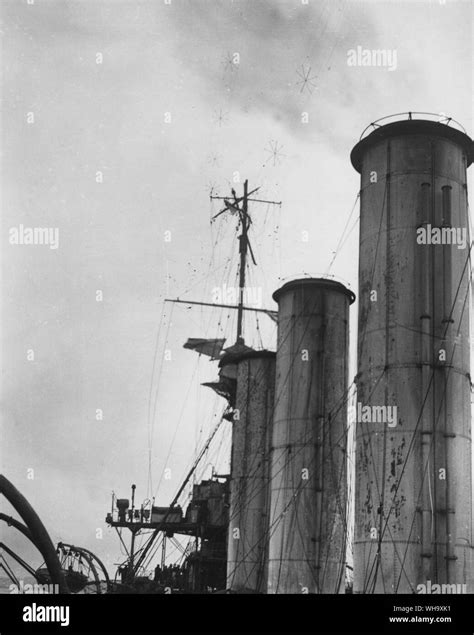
left=148, top=302, right=175, bottom=497
left=145, top=213, right=242, bottom=547
left=146, top=300, right=168, bottom=499
left=325, top=191, right=360, bottom=276
left=139, top=155, right=358, bottom=580
left=365, top=240, right=473, bottom=592
left=391, top=259, right=472, bottom=592
left=225, top=302, right=366, bottom=591
left=150, top=211, right=238, bottom=507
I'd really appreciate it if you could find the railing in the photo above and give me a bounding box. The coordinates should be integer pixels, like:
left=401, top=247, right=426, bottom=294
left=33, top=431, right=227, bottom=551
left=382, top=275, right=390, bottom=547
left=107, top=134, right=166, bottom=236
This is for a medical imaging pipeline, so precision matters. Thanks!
left=358, top=112, right=468, bottom=141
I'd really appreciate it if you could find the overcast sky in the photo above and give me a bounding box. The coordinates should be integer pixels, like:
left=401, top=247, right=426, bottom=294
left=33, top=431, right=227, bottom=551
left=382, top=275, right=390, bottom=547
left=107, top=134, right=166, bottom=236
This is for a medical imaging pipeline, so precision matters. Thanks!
left=1, top=0, right=472, bottom=578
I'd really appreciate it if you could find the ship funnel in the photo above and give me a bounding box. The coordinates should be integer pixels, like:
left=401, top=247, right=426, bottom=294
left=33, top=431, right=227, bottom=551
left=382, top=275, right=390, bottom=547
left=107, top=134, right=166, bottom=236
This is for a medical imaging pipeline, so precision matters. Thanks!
left=267, top=278, right=354, bottom=593
left=351, top=116, right=473, bottom=593
left=221, top=350, right=276, bottom=593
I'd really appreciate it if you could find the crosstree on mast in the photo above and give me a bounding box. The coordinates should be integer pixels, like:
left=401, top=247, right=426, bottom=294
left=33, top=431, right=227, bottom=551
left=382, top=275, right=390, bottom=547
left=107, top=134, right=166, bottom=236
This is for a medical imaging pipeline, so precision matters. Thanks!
left=210, top=179, right=281, bottom=344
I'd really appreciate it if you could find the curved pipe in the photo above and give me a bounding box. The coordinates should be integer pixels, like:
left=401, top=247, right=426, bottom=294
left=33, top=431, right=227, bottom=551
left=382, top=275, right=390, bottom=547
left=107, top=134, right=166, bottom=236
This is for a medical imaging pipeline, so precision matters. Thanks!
left=0, top=475, right=69, bottom=593
left=0, top=513, right=35, bottom=544
left=0, top=542, right=37, bottom=578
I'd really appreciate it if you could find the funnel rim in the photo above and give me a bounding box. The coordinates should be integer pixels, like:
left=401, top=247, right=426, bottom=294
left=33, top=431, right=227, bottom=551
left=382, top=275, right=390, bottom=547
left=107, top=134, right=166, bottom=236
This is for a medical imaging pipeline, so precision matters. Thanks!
left=272, top=277, right=356, bottom=304
left=351, top=119, right=473, bottom=173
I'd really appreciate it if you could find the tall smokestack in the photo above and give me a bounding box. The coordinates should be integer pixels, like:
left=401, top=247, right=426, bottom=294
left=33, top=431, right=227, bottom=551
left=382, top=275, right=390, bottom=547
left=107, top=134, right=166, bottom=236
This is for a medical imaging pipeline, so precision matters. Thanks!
left=267, top=278, right=354, bottom=593
left=222, top=350, right=275, bottom=593
left=351, top=117, right=473, bottom=593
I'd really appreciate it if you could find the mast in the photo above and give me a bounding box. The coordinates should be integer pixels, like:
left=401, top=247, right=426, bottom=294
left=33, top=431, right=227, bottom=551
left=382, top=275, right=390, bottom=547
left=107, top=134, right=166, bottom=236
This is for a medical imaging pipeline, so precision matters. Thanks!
left=210, top=178, right=281, bottom=344
left=111, top=178, right=281, bottom=588
left=236, top=179, right=248, bottom=344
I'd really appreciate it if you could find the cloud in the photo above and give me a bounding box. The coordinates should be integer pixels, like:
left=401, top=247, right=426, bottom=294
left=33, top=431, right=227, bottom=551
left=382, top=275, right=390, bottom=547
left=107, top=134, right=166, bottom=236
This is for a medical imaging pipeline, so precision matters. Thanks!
left=163, top=0, right=385, bottom=145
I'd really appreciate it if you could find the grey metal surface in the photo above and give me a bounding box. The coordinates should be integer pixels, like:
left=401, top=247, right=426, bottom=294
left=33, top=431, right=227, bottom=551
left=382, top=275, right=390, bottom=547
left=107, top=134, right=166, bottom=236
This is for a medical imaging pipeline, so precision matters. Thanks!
left=226, top=352, right=276, bottom=592
left=352, top=120, right=473, bottom=593
left=267, top=278, right=352, bottom=593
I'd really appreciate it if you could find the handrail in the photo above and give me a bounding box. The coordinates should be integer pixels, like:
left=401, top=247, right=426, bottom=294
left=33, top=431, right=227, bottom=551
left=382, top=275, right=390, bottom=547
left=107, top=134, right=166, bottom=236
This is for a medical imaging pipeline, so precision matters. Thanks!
left=358, top=112, right=468, bottom=141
